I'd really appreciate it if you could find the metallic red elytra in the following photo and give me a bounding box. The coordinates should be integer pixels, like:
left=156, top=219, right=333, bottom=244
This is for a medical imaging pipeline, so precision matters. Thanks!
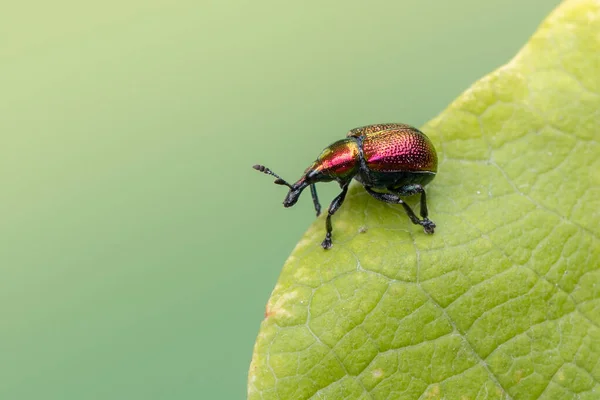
left=253, top=123, right=438, bottom=249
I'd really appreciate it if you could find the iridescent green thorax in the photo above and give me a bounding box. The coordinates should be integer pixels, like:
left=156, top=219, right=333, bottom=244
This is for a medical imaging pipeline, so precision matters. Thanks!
left=307, top=138, right=360, bottom=180
left=361, top=127, right=438, bottom=173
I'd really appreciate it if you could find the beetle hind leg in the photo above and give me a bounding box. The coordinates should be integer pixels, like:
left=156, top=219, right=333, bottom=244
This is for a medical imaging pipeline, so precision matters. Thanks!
left=365, top=185, right=435, bottom=234
left=393, top=184, right=434, bottom=230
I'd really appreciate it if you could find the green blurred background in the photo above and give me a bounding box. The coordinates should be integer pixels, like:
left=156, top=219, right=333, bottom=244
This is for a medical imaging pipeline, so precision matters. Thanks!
left=0, top=1, right=560, bottom=398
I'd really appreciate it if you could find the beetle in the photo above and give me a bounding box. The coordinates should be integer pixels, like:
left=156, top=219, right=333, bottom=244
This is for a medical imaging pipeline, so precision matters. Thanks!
left=253, top=123, right=438, bottom=249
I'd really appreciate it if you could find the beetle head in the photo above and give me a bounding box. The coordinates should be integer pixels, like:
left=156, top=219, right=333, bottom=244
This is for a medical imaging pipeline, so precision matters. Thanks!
left=283, top=181, right=308, bottom=208
left=253, top=164, right=328, bottom=209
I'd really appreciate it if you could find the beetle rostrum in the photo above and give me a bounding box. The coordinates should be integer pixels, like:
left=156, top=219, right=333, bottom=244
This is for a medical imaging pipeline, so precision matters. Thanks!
left=253, top=123, right=438, bottom=249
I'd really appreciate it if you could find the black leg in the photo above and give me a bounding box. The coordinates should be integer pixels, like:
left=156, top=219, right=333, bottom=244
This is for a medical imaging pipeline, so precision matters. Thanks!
left=364, top=186, right=435, bottom=234
left=310, top=184, right=321, bottom=217
left=321, top=183, right=349, bottom=249
left=392, top=184, right=429, bottom=219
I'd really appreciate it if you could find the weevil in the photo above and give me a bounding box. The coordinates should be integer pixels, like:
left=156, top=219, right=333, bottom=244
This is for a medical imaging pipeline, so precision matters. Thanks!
left=253, top=123, right=438, bottom=249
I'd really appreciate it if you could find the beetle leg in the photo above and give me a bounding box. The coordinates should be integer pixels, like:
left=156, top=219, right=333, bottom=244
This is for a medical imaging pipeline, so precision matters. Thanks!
left=393, top=184, right=435, bottom=234
left=321, top=183, right=349, bottom=249
left=364, top=186, right=435, bottom=235
left=310, top=184, right=322, bottom=217
left=392, top=184, right=429, bottom=220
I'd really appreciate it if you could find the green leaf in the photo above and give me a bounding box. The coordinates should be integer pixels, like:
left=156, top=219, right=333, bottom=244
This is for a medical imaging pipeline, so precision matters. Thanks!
left=248, top=0, right=600, bottom=398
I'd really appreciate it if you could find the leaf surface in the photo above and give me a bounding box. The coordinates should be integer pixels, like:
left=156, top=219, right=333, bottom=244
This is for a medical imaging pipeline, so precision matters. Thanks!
left=249, top=1, right=600, bottom=398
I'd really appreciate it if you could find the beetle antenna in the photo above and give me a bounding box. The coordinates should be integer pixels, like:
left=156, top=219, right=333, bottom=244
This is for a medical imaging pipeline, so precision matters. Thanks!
left=253, top=164, right=293, bottom=188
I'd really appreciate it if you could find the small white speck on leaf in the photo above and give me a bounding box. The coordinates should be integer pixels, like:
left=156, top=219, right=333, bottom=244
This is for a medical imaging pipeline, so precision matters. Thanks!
left=372, top=369, right=384, bottom=379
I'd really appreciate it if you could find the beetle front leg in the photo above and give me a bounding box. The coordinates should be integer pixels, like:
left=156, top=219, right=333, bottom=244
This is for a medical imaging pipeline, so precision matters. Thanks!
left=310, top=184, right=322, bottom=217
left=365, top=186, right=435, bottom=234
left=321, top=183, right=349, bottom=249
